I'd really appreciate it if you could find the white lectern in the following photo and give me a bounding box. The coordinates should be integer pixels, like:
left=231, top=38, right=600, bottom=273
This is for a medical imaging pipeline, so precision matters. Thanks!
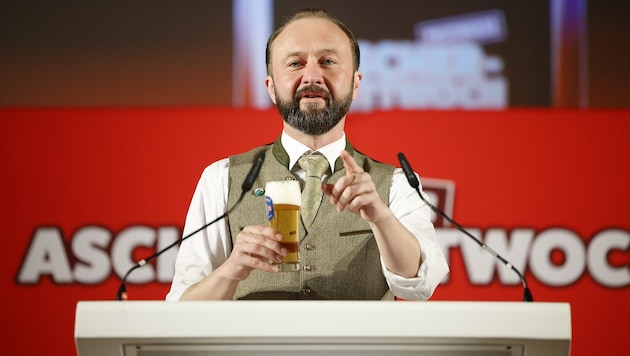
left=75, top=301, right=571, bottom=356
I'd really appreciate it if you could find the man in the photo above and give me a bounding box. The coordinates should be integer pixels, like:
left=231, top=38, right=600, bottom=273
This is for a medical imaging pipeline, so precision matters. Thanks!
left=166, top=8, right=448, bottom=301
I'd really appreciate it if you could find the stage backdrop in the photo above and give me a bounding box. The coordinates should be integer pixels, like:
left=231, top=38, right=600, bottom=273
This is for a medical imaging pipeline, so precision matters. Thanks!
left=1, top=108, right=629, bottom=355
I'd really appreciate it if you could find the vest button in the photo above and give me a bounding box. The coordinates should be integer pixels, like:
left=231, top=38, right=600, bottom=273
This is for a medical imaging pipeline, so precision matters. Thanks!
left=302, top=287, right=313, bottom=295
left=303, top=264, right=313, bottom=271
left=305, top=243, right=315, bottom=250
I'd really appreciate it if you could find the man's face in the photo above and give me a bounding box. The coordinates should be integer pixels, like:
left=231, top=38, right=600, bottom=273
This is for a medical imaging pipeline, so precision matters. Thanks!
left=266, top=18, right=361, bottom=136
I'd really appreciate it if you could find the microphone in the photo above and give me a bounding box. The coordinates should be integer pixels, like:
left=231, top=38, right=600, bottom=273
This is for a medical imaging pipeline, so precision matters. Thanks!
left=242, top=150, right=266, bottom=192
left=116, top=150, right=266, bottom=301
left=397, top=152, right=533, bottom=302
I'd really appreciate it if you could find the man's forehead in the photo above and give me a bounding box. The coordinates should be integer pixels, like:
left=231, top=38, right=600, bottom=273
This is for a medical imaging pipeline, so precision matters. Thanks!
left=273, top=18, right=349, bottom=52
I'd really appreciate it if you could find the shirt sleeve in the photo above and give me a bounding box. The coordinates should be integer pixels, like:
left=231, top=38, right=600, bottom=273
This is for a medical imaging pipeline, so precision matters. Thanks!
left=381, top=168, right=450, bottom=300
left=165, top=158, right=231, bottom=301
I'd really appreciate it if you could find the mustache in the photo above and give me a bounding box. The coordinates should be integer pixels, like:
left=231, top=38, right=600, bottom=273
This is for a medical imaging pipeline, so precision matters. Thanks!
left=294, top=85, right=331, bottom=102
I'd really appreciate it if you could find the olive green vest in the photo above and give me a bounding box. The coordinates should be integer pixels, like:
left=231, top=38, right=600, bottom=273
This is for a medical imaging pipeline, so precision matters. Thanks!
left=227, top=138, right=395, bottom=300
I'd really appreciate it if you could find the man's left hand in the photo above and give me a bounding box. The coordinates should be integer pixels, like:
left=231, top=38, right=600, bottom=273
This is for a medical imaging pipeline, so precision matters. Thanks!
left=322, top=150, right=391, bottom=223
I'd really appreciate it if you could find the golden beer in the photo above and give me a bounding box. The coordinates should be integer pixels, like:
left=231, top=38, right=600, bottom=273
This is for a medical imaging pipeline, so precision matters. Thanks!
left=265, top=180, right=301, bottom=271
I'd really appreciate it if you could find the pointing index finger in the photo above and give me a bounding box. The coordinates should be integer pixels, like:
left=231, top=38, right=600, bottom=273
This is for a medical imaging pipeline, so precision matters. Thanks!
left=340, top=150, right=363, bottom=174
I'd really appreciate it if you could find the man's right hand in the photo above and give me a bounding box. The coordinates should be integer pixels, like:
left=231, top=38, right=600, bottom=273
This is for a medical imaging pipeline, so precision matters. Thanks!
left=180, top=225, right=286, bottom=300
left=217, top=225, right=287, bottom=281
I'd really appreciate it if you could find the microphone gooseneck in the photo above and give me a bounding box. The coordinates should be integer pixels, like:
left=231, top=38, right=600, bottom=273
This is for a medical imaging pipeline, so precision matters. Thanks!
left=116, top=151, right=266, bottom=301
left=397, top=152, right=534, bottom=302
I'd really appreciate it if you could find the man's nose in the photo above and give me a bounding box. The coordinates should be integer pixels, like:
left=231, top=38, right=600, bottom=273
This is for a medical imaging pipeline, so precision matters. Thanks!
left=301, top=61, right=324, bottom=85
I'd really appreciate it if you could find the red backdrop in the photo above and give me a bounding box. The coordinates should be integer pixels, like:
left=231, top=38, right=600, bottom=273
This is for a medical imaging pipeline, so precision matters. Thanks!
left=1, top=108, right=629, bottom=355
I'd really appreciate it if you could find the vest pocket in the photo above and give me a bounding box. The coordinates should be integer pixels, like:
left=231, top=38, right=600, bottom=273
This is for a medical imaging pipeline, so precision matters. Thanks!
left=339, top=229, right=373, bottom=237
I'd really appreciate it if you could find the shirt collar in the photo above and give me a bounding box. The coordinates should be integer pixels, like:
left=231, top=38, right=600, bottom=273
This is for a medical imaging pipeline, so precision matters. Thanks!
left=281, top=132, right=346, bottom=173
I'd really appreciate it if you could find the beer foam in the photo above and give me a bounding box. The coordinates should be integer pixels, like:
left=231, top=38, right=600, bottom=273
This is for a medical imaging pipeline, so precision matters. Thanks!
left=265, top=180, right=301, bottom=205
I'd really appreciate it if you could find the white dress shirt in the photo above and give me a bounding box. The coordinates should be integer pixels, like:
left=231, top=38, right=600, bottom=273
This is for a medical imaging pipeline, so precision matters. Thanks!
left=166, top=132, right=449, bottom=301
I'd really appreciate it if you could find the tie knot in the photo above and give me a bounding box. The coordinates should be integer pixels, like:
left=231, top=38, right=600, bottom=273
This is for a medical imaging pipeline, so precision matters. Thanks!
left=298, top=154, right=329, bottom=178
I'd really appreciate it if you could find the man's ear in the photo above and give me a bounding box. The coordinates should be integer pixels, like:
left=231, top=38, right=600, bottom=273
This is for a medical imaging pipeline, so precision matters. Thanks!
left=352, top=71, right=362, bottom=100
left=265, top=75, right=277, bottom=104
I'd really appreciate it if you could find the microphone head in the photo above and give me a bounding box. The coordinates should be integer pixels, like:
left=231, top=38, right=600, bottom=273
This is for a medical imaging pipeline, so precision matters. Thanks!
left=242, top=151, right=266, bottom=192
left=397, top=152, right=420, bottom=189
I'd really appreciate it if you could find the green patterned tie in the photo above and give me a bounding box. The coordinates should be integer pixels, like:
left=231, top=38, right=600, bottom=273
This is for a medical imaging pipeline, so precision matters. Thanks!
left=298, top=154, right=330, bottom=229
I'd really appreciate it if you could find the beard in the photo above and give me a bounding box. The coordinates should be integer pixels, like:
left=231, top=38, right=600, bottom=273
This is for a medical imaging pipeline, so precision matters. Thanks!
left=275, top=84, right=354, bottom=136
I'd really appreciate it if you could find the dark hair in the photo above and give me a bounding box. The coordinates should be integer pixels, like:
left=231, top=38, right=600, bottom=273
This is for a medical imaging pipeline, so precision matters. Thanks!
left=265, top=8, right=360, bottom=75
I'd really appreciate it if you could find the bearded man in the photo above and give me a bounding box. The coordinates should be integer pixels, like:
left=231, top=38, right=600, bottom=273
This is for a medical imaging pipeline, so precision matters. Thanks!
left=166, top=8, right=448, bottom=301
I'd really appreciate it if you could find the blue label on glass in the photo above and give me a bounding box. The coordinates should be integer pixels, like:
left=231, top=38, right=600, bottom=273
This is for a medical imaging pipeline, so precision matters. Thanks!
left=265, top=196, right=274, bottom=221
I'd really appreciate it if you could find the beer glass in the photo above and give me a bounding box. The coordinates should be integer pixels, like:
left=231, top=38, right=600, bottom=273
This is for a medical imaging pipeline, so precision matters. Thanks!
left=265, top=180, right=301, bottom=271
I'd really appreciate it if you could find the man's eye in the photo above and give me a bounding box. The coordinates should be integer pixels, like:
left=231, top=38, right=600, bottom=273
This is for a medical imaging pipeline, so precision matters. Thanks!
left=289, top=62, right=302, bottom=68
left=322, top=59, right=334, bottom=65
